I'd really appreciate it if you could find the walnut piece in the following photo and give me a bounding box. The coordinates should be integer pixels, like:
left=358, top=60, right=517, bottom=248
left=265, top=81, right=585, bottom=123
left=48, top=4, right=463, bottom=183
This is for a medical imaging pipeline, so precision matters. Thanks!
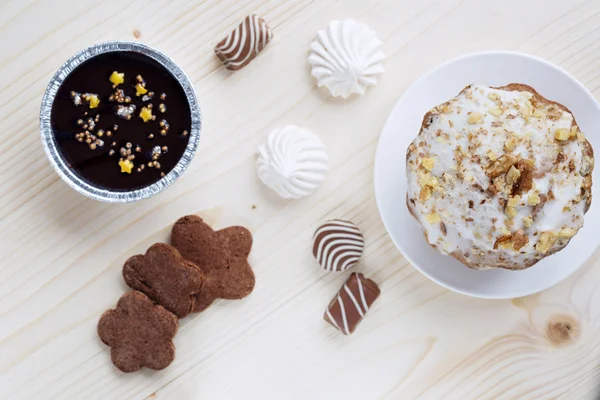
left=421, top=158, right=435, bottom=171
left=493, top=235, right=512, bottom=250
left=536, top=231, right=558, bottom=254
left=419, top=187, right=432, bottom=202
left=425, top=212, right=441, bottom=224
left=506, top=166, right=521, bottom=186
left=513, top=159, right=534, bottom=195
left=467, top=112, right=484, bottom=124
left=487, top=154, right=518, bottom=179
left=512, top=230, right=529, bottom=251
left=489, top=107, right=503, bottom=116
left=554, top=128, right=570, bottom=141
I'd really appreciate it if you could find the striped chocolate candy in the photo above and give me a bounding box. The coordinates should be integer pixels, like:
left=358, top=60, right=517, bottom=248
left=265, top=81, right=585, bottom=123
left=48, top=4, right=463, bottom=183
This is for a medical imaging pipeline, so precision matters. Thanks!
left=313, top=219, right=364, bottom=272
left=214, top=14, right=273, bottom=71
left=324, top=273, right=380, bottom=335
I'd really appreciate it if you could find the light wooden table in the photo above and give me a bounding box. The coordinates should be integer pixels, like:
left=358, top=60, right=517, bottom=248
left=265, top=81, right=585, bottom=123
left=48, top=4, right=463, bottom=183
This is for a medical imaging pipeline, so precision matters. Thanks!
left=1, top=0, right=600, bottom=399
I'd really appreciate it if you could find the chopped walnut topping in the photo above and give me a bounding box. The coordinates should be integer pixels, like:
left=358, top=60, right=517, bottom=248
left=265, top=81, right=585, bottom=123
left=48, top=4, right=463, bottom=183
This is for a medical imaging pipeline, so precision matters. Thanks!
left=488, top=150, right=498, bottom=161
left=442, top=173, right=455, bottom=184
left=528, top=193, right=541, bottom=205
left=507, top=195, right=521, bottom=208
left=558, top=228, right=576, bottom=238
left=489, top=107, right=503, bottom=116
left=536, top=231, right=558, bottom=254
left=581, top=155, right=593, bottom=176
left=419, top=187, right=432, bottom=202
left=504, top=137, right=516, bottom=152
left=494, top=235, right=512, bottom=250
left=532, top=108, right=545, bottom=118
left=421, top=157, right=435, bottom=171
left=467, top=112, right=484, bottom=124
left=512, top=230, right=528, bottom=251
left=487, top=92, right=500, bottom=101
left=518, top=103, right=532, bottom=120
left=418, top=172, right=431, bottom=187
left=506, top=165, right=521, bottom=186
left=554, top=128, right=570, bottom=141
left=440, top=103, right=453, bottom=113
left=487, top=154, right=518, bottom=178
left=523, top=215, right=533, bottom=228
left=425, top=212, right=441, bottom=224
left=513, top=159, right=534, bottom=195
left=505, top=206, right=517, bottom=219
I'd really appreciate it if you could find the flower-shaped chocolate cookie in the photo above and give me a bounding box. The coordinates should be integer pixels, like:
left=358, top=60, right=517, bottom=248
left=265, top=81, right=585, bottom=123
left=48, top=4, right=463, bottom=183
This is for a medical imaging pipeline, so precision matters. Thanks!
left=171, top=215, right=255, bottom=312
left=123, top=243, right=204, bottom=318
left=97, top=291, right=178, bottom=373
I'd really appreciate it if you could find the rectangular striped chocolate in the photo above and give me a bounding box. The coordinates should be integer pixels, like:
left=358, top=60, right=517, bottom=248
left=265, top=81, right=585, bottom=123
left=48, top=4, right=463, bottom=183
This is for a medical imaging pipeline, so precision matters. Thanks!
left=324, top=273, right=380, bottom=335
left=214, top=14, right=273, bottom=71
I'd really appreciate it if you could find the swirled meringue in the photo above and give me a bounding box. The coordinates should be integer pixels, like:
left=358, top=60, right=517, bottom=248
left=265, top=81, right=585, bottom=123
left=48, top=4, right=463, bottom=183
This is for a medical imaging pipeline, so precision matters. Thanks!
left=308, top=20, right=385, bottom=99
left=257, top=125, right=328, bottom=199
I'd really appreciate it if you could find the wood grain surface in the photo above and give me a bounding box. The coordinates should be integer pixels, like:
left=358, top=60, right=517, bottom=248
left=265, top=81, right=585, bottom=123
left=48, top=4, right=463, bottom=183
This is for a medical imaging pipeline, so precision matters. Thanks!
left=1, top=0, right=600, bottom=399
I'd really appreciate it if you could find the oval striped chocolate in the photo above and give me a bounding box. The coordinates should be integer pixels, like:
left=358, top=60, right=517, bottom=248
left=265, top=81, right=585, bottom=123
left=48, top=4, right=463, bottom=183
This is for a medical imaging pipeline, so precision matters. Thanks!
left=214, top=14, right=273, bottom=71
left=313, top=219, right=364, bottom=272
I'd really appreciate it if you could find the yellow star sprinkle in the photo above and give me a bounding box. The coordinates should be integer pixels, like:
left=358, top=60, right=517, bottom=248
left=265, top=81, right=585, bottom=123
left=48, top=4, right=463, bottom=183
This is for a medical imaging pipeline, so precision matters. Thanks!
left=139, top=106, right=154, bottom=122
left=135, top=83, right=148, bottom=96
left=109, top=71, right=125, bottom=86
left=119, top=159, right=134, bottom=174
left=88, top=94, right=100, bottom=109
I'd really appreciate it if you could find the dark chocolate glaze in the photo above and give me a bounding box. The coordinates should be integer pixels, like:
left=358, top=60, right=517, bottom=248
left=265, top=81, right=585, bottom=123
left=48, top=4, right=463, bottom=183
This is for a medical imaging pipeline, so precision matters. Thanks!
left=51, top=51, right=191, bottom=191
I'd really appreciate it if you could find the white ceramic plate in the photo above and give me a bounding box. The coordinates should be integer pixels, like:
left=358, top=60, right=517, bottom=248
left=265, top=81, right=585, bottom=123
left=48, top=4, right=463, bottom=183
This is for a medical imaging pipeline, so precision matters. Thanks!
left=374, top=51, right=600, bottom=299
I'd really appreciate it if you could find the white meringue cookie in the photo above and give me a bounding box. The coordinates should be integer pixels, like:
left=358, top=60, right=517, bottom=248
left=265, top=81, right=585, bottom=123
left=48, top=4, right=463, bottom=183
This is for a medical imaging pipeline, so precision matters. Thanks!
left=257, top=125, right=328, bottom=199
left=308, top=20, right=385, bottom=99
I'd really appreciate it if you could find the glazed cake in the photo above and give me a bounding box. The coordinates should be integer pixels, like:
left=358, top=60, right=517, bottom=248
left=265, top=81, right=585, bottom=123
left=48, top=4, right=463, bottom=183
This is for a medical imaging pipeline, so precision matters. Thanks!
left=406, top=84, right=594, bottom=270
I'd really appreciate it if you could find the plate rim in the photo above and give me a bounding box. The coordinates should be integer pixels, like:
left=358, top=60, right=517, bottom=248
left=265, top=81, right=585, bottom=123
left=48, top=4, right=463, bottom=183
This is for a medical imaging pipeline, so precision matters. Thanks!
left=374, top=50, right=600, bottom=299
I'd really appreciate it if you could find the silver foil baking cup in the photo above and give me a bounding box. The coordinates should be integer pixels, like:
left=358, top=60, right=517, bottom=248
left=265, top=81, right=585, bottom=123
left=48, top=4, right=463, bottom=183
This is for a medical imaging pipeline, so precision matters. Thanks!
left=40, top=41, right=201, bottom=203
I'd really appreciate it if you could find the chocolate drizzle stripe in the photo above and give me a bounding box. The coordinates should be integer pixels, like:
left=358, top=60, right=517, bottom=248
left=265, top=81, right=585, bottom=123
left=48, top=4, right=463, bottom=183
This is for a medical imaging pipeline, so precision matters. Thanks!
left=356, top=277, right=369, bottom=312
left=230, top=17, right=249, bottom=63
left=344, top=283, right=365, bottom=317
left=337, top=294, right=350, bottom=334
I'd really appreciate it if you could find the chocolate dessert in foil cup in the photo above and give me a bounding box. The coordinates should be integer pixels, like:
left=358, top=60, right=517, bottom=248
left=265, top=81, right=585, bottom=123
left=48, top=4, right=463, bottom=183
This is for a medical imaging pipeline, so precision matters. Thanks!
left=40, top=41, right=201, bottom=203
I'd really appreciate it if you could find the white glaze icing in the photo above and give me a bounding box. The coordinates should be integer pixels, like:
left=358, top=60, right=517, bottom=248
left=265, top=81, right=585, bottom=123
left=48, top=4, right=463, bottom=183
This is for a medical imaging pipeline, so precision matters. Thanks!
left=308, top=20, right=385, bottom=99
left=406, top=85, right=592, bottom=269
left=257, top=125, right=328, bottom=199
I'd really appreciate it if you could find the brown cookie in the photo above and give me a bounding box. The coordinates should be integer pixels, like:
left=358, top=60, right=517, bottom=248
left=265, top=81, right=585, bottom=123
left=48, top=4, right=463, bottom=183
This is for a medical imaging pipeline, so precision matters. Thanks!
left=98, top=291, right=178, bottom=373
left=171, top=215, right=254, bottom=312
left=123, top=243, right=204, bottom=318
